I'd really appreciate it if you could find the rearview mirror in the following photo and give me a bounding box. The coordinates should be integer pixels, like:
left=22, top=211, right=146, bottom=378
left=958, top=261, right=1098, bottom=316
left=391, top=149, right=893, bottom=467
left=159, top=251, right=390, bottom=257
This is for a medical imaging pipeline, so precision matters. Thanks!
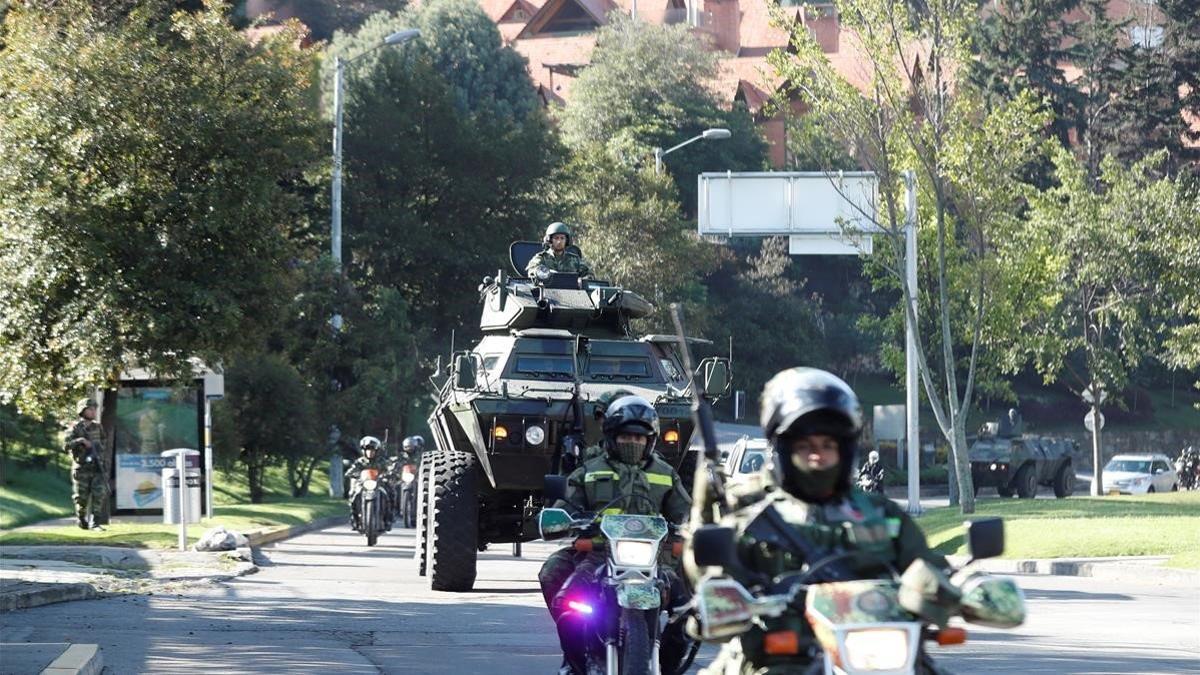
left=539, top=507, right=573, bottom=540
left=453, top=354, right=476, bottom=389
left=691, top=525, right=737, bottom=567
left=543, top=474, right=568, bottom=503
left=697, top=357, right=730, bottom=398
left=965, top=517, right=1005, bottom=561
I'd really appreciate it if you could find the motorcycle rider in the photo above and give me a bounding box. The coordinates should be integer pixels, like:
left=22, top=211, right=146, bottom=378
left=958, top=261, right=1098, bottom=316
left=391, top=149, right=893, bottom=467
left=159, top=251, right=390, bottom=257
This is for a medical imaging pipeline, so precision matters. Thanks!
left=346, top=436, right=392, bottom=531
left=391, top=435, right=425, bottom=527
left=857, top=449, right=886, bottom=493
left=687, top=367, right=949, bottom=674
left=538, top=395, right=691, bottom=674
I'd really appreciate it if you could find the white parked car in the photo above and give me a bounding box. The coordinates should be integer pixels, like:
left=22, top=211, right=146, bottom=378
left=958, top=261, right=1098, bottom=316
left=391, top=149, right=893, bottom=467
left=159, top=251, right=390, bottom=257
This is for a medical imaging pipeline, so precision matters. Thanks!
left=724, top=436, right=771, bottom=487
left=1101, top=453, right=1179, bottom=494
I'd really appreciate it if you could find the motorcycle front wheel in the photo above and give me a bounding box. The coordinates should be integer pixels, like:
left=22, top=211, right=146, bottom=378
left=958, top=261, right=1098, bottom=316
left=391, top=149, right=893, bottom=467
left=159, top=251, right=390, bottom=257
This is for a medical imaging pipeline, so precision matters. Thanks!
left=365, top=498, right=379, bottom=547
left=618, top=608, right=653, bottom=675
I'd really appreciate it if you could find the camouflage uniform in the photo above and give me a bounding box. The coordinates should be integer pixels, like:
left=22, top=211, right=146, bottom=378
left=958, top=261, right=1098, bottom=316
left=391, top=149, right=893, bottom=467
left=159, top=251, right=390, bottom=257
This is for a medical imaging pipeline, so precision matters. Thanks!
left=693, top=487, right=947, bottom=675
left=346, top=455, right=390, bottom=527
left=64, top=414, right=109, bottom=526
left=526, top=248, right=592, bottom=279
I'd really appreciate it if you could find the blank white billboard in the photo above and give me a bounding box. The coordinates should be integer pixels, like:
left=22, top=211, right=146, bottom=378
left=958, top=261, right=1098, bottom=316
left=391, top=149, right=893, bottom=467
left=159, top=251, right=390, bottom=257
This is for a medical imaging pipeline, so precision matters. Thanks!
left=698, top=171, right=879, bottom=237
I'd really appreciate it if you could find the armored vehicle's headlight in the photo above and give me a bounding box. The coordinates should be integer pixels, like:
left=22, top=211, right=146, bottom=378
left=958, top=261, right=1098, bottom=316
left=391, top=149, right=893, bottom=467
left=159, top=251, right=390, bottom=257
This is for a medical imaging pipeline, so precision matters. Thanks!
left=842, top=627, right=911, bottom=671
left=525, top=425, right=546, bottom=446
left=613, top=540, right=656, bottom=567
left=662, top=429, right=680, bottom=444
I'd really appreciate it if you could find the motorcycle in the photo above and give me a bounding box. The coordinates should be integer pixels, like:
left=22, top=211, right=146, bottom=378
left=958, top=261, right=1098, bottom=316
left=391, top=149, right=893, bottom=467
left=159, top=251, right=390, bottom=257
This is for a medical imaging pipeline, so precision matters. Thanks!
left=689, top=517, right=1026, bottom=675
left=399, top=463, right=418, bottom=528
left=352, top=468, right=390, bottom=547
left=540, top=481, right=698, bottom=675
left=856, top=470, right=885, bottom=496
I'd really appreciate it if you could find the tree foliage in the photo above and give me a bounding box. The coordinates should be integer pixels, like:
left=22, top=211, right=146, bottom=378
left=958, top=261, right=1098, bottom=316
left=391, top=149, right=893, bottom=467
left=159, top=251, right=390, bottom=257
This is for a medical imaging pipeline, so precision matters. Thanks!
left=558, top=14, right=767, bottom=207
left=0, top=0, right=321, bottom=415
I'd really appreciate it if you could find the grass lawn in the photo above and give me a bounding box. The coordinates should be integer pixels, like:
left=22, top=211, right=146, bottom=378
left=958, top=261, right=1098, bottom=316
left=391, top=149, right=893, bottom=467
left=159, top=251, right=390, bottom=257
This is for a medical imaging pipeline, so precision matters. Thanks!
left=916, top=491, right=1200, bottom=569
left=0, top=461, right=345, bottom=547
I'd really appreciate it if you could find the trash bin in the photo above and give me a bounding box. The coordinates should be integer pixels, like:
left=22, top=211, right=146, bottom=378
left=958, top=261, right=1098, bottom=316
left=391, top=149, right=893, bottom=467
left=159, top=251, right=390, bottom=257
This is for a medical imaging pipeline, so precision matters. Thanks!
left=162, top=449, right=202, bottom=524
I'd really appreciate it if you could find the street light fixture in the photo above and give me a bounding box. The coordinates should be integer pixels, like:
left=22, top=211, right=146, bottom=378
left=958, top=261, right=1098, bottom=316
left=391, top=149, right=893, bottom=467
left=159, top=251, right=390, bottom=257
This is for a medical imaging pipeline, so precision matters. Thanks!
left=654, top=127, right=732, bottom=174
left=331, top=28, right=420, bottom=330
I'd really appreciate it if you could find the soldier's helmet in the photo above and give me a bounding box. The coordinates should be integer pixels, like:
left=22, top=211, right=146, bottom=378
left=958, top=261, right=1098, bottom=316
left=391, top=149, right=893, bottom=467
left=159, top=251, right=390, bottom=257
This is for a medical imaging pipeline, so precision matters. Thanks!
left=543, top=222, right=572, bottom=246
left=760, top=367, right=863, bottom=498
left=868, top=450, right=880, bottom=463
left=601, top=395, right=660, bottom=465
left=77, top=398, right=99, bottom=415
left=359, top=436, right=383, bottom=458
left=402, top=436, right=425, bottom=453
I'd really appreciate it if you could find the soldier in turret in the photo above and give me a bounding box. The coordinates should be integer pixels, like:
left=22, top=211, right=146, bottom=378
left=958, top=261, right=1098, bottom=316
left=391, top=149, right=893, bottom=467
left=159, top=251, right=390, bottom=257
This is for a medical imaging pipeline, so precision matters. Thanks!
left=64, top=398, right=109, bottom=530
left=526, top=222, right=591, bottom=281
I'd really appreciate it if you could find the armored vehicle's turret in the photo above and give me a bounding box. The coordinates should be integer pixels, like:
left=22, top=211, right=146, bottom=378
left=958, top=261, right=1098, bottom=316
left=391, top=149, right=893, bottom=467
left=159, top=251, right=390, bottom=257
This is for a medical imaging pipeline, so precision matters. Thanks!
left=478, top=242, right=654, bottom=337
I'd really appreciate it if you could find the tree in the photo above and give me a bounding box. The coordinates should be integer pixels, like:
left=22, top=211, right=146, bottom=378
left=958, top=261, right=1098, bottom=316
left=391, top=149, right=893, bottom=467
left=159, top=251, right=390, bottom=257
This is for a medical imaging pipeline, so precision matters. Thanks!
left=324, top=6, right=560, bottom=346
left=772, top=0, right=1049, bottom=513
left=1006, top=148, right=1190, bottom=493
left=214, top=353, right=317, bottom=503
left=0, top=0, right=321, bottom=415
left=558, top=14, right=767, bottom=208
left=558, top=146, right=720, bottom=329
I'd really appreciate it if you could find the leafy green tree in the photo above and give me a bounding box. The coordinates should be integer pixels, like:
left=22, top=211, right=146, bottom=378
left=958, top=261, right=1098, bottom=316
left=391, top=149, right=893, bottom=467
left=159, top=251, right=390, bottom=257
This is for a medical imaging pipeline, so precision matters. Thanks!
left=324, top=6, right=559, bottom=347
left=214, top=353, right=317, bottom=502
left=1005, top=148, right=1191, bottom=493
left=0, top=0, right=321, bottom=416
left=773, top=0, right=1049, bottom=513
left=559, top=14, right=767, bottom=207
left=558, top=146, right=719, bottom=329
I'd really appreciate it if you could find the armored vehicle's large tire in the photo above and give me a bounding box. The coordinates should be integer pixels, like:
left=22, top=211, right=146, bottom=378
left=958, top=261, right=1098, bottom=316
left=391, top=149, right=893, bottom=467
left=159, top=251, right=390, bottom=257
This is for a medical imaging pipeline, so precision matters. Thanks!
left=428, top=451, right=478, bottom=592
left=414, top=451, right=438, bottom=576
left=1015, top=464, right=1038, bottom=499
left=1052, top=462, right=1074, bottom=499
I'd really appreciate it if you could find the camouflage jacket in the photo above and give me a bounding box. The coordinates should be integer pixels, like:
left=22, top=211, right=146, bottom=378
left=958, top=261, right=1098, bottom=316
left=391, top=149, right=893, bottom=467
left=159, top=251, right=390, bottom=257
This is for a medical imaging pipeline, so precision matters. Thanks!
left=690, top=489, right=947, bottom=671
left=526, top=249, right=591, bottom=278
left=346, top=457, right=388, bottom=485
left=554, top=454, right=691, bottom=525
left=64, top=418, right=105, bottom=471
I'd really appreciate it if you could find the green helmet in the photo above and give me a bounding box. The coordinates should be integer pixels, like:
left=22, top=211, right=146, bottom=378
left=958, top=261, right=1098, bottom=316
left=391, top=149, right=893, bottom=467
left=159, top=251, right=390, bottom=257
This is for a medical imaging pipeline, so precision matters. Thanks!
left=77, top=398, right=99, bottom=415
left=543, top=222, right=571, bottom=246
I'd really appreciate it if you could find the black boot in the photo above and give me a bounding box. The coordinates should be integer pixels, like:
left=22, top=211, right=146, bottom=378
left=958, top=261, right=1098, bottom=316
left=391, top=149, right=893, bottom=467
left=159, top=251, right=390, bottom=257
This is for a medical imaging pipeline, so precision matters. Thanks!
left=77, top=516, right=89, bottom=530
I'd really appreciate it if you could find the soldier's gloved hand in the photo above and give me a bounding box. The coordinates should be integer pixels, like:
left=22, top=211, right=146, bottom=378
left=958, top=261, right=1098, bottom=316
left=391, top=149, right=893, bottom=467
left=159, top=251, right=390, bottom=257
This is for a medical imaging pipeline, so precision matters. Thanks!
left=535, top=267, right=552, bottom=282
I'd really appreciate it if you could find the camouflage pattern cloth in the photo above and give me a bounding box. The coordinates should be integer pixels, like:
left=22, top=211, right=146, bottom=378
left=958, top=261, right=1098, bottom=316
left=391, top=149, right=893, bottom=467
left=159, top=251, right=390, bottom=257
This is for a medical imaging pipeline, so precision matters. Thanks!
left=691, top=488, right=947, bottom=675
left=345, top=456, right=388, bottom=495
left=539, top=453, right=691, bottom=610
left=64, top=417, right=109, bottom=523
left=525, top=248, right=592, bottom=278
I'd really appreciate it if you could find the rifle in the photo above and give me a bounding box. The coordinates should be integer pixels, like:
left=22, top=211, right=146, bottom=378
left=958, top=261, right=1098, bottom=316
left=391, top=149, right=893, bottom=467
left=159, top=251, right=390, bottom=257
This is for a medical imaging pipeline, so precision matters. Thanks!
left=669, top=303, right=726, bottom=524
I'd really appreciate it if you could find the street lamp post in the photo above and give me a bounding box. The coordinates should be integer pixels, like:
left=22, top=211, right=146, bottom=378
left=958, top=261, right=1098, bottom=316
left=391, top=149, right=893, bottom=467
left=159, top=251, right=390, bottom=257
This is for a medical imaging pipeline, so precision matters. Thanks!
left=654, top=127, right=731, bottom=174
left=331, top=28, right=420, bottom=330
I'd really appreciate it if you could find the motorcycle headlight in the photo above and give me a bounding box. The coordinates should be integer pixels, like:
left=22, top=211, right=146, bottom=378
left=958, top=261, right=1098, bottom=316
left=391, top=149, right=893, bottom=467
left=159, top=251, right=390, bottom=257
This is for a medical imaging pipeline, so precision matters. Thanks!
left=613, top=540, right=656, bottom=567
left=842, top=628, right=911, bottom=671
left=362, top=479, right=378, bottom=491
left=525, top=425, right=546, bottom=446
left=401, top=473, right=415, bottom=485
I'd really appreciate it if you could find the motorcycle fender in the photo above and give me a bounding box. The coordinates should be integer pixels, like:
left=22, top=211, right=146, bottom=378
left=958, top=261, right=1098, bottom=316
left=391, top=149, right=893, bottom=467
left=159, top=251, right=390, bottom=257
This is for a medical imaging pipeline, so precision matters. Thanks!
left=616, top=581, right=661, bottom=610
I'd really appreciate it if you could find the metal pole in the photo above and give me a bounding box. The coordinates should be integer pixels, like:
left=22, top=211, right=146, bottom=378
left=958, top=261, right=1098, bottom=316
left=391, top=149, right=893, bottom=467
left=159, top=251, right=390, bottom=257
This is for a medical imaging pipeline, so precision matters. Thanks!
left=176, top=453, right=188, bottom=551
left=654, top=147, right=663, bottom=174
left=331, top=56, right=345, bottom=331
left=904, top=170, right=921, bottom=515
left=204, top=398, right=213, bottom=518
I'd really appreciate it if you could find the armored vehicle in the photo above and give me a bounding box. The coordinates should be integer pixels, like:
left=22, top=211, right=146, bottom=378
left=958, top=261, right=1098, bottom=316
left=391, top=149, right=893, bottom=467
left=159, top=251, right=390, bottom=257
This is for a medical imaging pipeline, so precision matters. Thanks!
left=414, top=242, right=729, bottom=591
left=969, top=410, right=1078, bottom=499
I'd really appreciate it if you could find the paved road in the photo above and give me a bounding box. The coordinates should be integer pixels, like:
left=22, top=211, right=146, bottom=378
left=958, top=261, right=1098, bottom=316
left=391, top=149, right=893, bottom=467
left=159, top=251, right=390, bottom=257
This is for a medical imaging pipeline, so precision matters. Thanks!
left=2, top=524, right=1197, bottom=673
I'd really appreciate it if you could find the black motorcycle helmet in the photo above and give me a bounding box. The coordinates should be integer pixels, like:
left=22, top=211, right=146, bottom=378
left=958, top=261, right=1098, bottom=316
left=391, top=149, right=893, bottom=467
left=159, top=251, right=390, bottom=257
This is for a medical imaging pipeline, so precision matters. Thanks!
left=760, top=367, right=863, bottom=502
left=359, top=436, right=383, bottom=459
left=601, top=395, right=660, bottom=466
left=402, top=435, right=425, bottom=454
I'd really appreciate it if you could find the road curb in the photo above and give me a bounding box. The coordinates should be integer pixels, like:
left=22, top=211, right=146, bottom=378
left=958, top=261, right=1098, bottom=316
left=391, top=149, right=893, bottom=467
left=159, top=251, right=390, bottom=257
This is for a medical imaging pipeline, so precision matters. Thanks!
left=246, top=515, right=344, bottom=548
left=949, top=555, right=1200, bottom=586
left=0, top=582, right=96, bottom=613
left=41, top=643, right=103, bottom=675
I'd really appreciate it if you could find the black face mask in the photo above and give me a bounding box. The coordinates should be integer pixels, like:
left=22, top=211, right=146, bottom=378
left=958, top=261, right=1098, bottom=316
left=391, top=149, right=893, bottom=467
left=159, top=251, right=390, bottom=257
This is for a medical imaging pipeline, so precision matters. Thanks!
left=776, top=436, right=854, bottom=502
left=610, top=441, right=646, bottom=465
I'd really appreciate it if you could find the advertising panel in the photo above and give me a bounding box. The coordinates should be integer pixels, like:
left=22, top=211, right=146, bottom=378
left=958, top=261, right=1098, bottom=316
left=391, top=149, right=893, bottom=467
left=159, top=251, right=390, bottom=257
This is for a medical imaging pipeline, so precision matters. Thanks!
left=112, top=386, right=201, bottom=512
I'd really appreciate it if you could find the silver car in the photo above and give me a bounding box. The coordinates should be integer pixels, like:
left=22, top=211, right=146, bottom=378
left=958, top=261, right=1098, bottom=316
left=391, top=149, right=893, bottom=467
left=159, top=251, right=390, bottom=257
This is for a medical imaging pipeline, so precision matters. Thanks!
left=1101, top=453, right=1179, bottom=494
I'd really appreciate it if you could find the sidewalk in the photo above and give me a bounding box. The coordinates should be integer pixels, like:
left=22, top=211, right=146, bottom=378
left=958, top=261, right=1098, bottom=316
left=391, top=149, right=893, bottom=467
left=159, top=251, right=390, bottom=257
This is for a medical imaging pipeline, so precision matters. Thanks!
left=949, top=553, right=1200, bottom=587
left=2, top=643, right=102, bottom=675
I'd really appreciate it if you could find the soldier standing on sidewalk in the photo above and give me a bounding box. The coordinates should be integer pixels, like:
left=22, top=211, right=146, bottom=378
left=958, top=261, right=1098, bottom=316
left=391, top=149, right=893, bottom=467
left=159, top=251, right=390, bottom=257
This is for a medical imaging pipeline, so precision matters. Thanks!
left=64, top=398, right=109, bottom=530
